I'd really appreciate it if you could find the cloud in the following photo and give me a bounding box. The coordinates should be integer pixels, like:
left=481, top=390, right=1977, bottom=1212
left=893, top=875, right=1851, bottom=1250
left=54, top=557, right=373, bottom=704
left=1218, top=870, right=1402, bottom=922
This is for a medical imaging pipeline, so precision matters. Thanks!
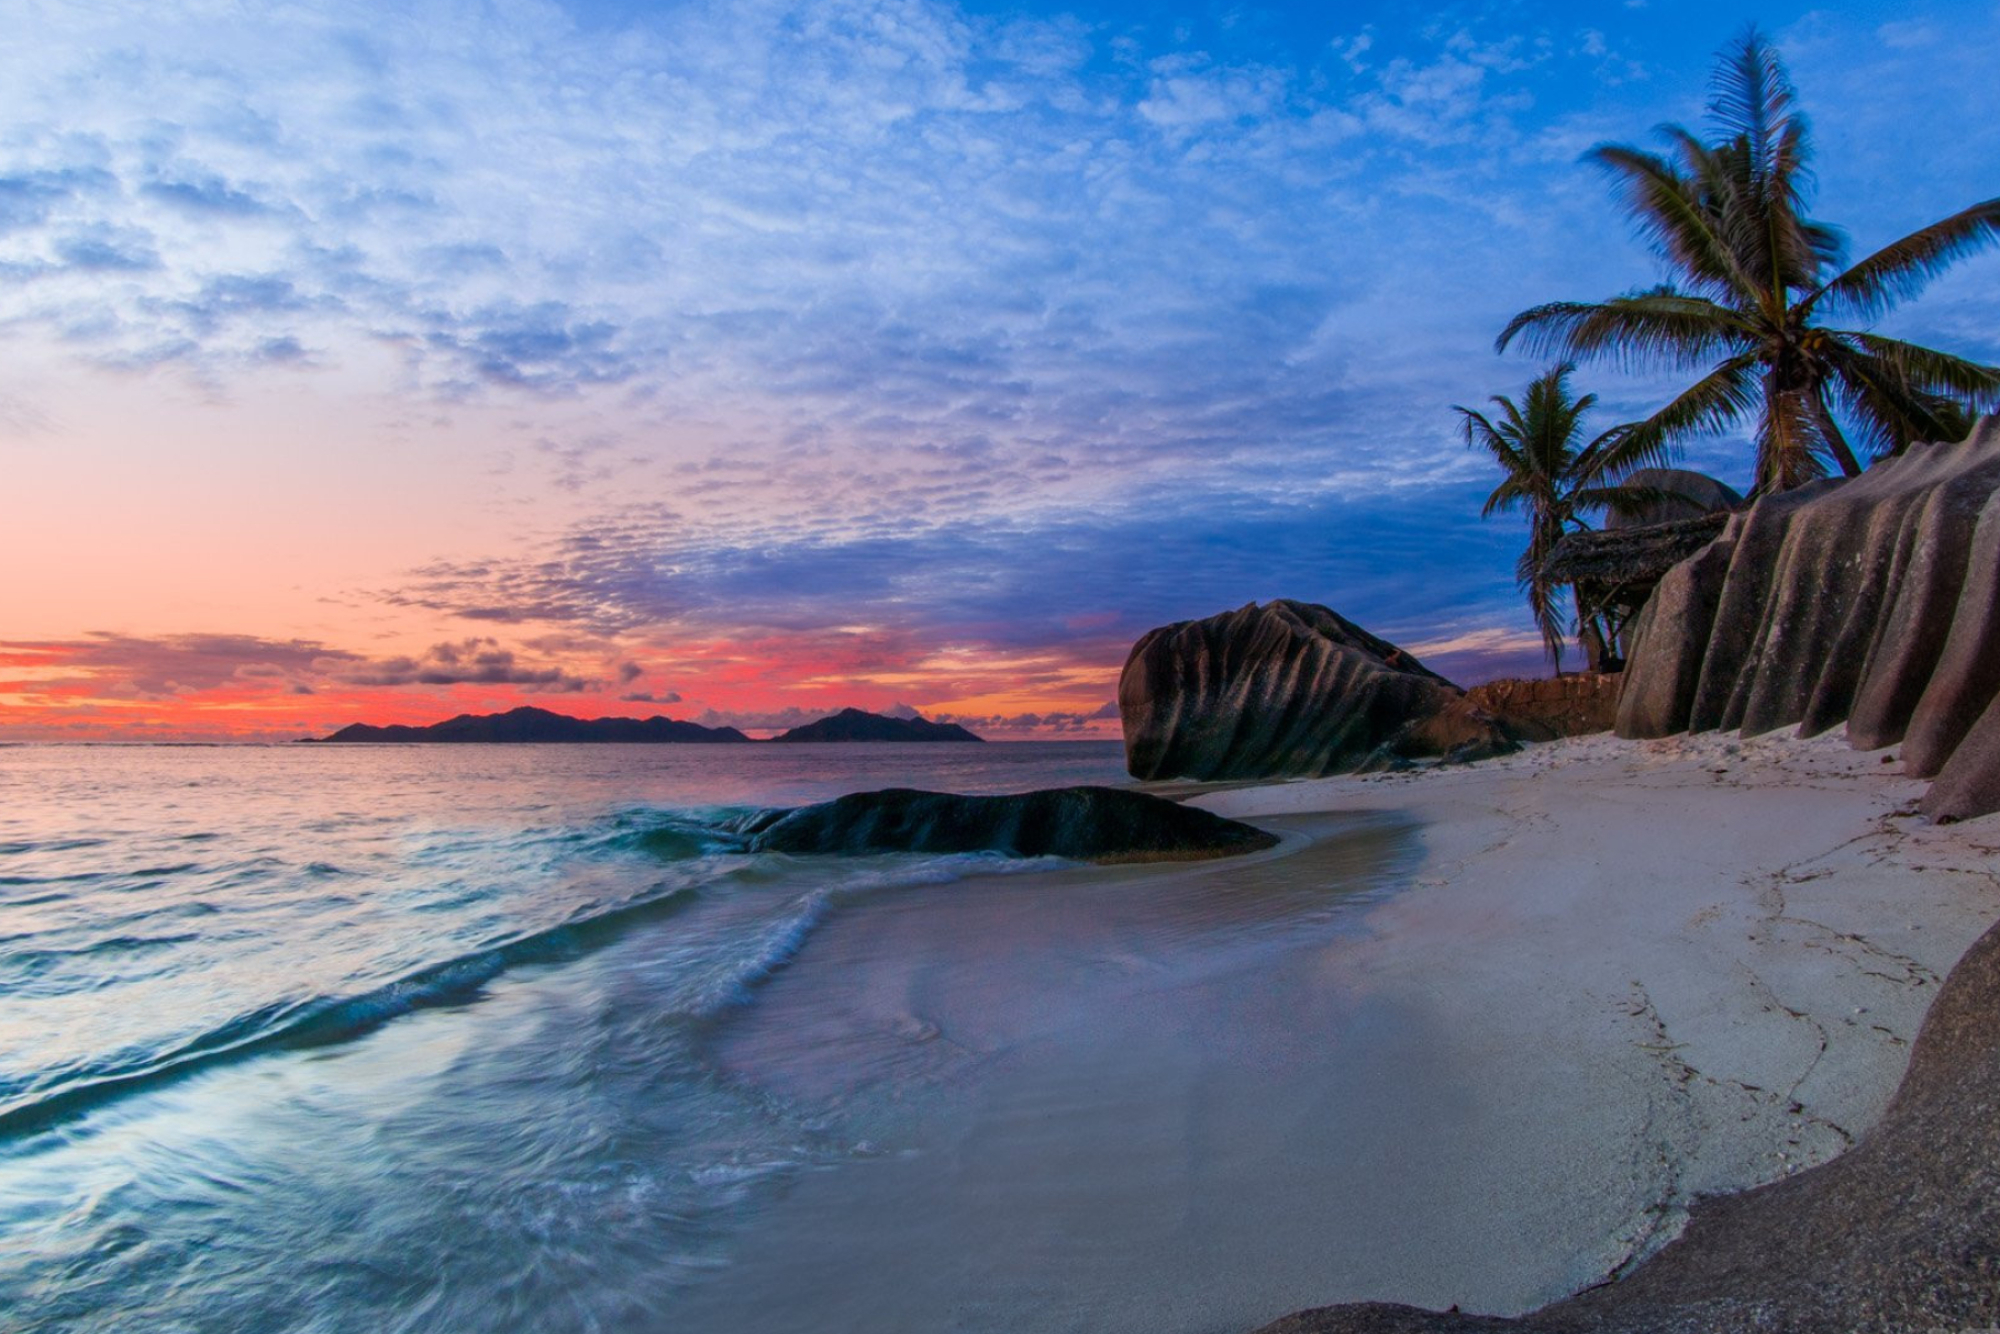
left=691, top=705, right=838, bottom=732
left=3, top=0, right=1998, bottom=739
left=377, top=479, right=1532, bottom=667
left=618, top=690, right=681, bottom=704
left=936, top=706, right=1117, bottom=736
left=0, top=632, right=593, bottom=704
left=337, top=638, right=591, bottom=691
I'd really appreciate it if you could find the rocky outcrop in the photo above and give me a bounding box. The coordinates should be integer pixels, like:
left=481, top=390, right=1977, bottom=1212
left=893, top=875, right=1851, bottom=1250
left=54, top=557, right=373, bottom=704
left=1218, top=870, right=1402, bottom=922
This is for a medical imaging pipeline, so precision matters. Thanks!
left=1254, top=911, right=2000, bottom=1333
left=1604, top=468, right=1743, bottom=529
left=740, top=786, right=1277, bottom=862
left=1120, top=600, right=1520, bottom=781
left=1617, top=421, right=2000, bottom=822
left=1465, top=674, right=1621, bottom=741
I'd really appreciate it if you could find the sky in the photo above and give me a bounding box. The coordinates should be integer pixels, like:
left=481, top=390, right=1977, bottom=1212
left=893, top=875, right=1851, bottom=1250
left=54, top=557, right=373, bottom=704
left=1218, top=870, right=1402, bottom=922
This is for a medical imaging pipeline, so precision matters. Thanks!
left=2, top=0, right=1997, bottom=740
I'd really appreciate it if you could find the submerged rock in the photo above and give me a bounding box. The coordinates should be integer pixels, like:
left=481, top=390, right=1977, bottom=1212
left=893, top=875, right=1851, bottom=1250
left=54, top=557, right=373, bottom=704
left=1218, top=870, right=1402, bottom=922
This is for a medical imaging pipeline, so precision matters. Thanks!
left=1119, top=599, right=1519, bottom=781
left=1617, top=419, right=2000, bottom=821
left=1254, top=911, right=2000, bottom=1333
left=742, top=786, right=1277, bottom=862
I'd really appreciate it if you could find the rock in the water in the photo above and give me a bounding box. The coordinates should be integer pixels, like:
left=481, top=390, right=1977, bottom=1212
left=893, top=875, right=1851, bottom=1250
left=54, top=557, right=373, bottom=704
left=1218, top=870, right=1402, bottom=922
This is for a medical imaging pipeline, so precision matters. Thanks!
left=742, top=786, right=1277, bottom=862
left=1119, top=600, right=1519, bottom=781
left=1254, top=911, right=2000, bottom=1333
left=1617, top=420, right=2000, bottom=822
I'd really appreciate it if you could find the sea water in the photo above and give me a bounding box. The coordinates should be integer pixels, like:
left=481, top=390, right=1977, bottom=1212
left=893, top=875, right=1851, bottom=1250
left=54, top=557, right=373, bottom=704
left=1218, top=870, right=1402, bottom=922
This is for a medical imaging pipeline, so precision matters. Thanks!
left=0, top=743, right=1413, bottom=1333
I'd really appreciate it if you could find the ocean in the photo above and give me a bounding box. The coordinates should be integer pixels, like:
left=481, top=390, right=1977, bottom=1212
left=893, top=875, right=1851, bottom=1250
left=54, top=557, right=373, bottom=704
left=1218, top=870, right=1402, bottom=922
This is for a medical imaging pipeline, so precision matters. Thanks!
left=0, top=742, right=1415, bottom=1333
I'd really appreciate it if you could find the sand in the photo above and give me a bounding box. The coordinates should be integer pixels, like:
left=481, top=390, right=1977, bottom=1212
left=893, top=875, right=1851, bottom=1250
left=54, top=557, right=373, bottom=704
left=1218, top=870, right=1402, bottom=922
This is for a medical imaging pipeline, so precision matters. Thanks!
left=677, top=728, right=2000, bottom=1332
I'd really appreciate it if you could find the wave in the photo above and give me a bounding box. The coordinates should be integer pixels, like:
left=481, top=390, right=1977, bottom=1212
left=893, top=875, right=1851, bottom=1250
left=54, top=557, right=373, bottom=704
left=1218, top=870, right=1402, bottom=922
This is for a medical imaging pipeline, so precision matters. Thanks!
left=0, top=877, right=701, bottom=1141
left=0, top=826, right=1065, bottom=1143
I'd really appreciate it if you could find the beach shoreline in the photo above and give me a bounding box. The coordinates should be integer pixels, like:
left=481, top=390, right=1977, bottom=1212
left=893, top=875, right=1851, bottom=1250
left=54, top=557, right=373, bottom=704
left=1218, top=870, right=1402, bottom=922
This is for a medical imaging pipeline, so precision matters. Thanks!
left=678, top=726, right=2000, bottom=1331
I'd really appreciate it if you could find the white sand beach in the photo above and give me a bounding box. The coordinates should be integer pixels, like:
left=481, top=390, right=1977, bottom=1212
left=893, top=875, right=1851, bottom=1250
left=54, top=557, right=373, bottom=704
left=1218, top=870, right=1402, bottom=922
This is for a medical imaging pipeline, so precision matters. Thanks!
left=680, top=728, right=2000, bottom=1332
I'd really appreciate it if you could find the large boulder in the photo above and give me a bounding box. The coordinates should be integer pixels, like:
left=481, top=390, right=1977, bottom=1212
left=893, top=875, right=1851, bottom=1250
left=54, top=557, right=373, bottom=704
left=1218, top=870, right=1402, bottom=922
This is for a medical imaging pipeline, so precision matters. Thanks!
left=1604, top=467, right=1743, bottom=529
left=1119, top=600, right=1519, bottom=781
left=1616, top=420, right=2000, bottom=822
left=740, top=786, right=1278, bottom=862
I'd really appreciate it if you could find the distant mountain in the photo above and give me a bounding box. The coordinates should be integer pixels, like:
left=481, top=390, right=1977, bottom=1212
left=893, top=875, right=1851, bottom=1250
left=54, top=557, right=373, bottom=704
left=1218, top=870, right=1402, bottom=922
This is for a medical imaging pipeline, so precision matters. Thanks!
left=306, top=706, right=752, bottom=744
left=770, top=708, right=984, bottom=743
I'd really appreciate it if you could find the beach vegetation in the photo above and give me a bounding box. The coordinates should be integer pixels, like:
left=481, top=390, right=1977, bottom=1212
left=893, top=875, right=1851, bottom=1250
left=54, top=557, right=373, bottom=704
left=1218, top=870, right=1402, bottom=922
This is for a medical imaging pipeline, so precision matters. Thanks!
left=1497, top=27, right=2000, bottom=494
left=1457, top=363, right=1646, bottom=671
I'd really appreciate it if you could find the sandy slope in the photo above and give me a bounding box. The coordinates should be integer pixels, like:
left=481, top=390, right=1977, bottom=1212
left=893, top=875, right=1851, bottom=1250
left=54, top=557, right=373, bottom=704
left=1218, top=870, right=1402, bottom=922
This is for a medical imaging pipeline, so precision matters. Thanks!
left=1195, top=727, right=2000, bottom=1312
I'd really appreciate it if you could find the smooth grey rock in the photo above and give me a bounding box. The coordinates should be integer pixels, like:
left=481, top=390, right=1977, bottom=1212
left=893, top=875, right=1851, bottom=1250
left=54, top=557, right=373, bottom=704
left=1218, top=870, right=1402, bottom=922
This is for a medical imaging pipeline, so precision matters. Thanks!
left=743, top=786, right=1278, bottom=862
left=1119, top=600, right=1519, bottom=781
left=1604, top=467, right=1742, bottom=529
left=1617, top=421, right=2000, bottom=820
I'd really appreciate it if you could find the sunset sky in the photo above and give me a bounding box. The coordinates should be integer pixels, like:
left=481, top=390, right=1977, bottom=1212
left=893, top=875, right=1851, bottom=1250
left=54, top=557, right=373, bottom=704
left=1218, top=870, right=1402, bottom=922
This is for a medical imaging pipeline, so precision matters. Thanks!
left=4, top=0, right=1997, bottom=740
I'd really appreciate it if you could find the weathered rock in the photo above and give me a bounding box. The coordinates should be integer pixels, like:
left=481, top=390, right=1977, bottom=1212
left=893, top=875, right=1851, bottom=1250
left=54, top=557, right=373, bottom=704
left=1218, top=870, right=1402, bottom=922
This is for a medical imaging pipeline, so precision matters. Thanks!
left=1465, top=674, right=1622, bottom=741
left=741, top=786, right=1278, bottom=862
left=1617, top=421, right=2000, bottom=821
left=1254, top=911, right=2000, bottom=1334
left=1119, top=600, right=1520, bottom=781
left=1604, top=467, right=1743, bottom=529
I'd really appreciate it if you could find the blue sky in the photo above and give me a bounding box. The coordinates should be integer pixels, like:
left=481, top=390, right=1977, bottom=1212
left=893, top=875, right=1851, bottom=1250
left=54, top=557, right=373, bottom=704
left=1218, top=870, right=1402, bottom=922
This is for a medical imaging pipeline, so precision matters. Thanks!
left=2, top=0, right=1997, bottom=737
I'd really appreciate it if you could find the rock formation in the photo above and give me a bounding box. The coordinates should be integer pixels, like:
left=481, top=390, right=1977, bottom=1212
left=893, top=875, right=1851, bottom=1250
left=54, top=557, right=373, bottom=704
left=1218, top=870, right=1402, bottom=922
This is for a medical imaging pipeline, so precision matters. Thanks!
left=1603, top=467, right=1743, bottom=529
left=1616, top=420, right=2000, bottom=822
left=1464, top=674, right=1621, bottom=742
left=1255, top=911, right=2000, bottom=1333
left=1119, top=600, right=1519, bottom=781
left=739, top=786, right=1277, bottom=862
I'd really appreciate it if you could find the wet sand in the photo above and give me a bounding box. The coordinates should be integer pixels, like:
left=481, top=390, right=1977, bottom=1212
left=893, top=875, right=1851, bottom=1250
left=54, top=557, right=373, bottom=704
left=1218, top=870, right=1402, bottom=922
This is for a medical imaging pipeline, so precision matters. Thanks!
left=676, top=729, right=2000, bottom=1332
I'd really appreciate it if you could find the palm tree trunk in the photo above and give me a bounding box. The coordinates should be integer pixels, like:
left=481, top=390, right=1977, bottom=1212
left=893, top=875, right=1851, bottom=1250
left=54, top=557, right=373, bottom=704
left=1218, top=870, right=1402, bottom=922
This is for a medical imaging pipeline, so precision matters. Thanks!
left=1806, top=388, right=1864, bottom=477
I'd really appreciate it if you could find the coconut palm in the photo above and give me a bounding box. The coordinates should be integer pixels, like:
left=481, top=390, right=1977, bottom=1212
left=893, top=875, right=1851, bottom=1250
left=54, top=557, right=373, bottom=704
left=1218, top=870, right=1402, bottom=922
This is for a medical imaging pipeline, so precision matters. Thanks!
left=1458, top=363, right=1637, bottom=671
left=1497, top=28, right=2000, bottom=494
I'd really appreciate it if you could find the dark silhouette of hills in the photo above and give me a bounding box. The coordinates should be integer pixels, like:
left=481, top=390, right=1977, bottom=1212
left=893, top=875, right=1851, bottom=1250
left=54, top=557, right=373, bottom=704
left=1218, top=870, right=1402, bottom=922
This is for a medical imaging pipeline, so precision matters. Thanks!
left=769, top=708, right=983, bottom=743
left=305, top=706, right=751, bottom=744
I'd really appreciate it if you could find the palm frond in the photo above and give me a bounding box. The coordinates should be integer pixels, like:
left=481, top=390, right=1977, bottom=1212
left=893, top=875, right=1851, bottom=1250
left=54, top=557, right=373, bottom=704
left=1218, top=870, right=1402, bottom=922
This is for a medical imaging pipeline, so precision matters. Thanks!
left=1706, top=27, right=1808, bottom=199
left=1843, top=332, right=2000, bottom=404
left=1811, top=199, right=2000, bottom=320
left=1496, top=290, right=1751, bottom=369
left=1587, top=141, right=1760, bottom=301
left=1596, top=354, right=1763, bottom=477
left=1824, top=346, right=1988, bottom=459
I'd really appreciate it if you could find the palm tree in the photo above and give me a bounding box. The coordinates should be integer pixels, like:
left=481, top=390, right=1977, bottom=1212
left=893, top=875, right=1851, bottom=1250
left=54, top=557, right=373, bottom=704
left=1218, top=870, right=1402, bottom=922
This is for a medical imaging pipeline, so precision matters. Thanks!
left=1458, top=363, right=1634, bottom=671
left=1498, top=27, right=2000, bottom=494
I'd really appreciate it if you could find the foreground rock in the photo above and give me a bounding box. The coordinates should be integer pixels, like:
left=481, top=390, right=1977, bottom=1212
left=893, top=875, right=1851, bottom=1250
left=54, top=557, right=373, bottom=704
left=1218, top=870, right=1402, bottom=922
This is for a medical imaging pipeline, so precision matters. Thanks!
left=742, top=786, right=1277, bottom=862
left=1617, top=421, right=2000, bottom=822
left=1120, top=600, right=1519, bottom=780
left=1255, top=910, right=2000, bottom=1334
